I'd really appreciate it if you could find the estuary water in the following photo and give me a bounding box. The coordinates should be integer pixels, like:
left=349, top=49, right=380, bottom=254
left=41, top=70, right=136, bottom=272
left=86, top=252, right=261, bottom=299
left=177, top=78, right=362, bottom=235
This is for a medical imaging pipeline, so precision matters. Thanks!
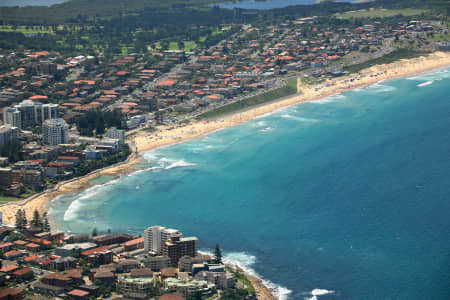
left=217, top=0, right=355, bottom=10
left=0, top=0, right=67, bottom=6
left=49, top=69, right=450, bottom=299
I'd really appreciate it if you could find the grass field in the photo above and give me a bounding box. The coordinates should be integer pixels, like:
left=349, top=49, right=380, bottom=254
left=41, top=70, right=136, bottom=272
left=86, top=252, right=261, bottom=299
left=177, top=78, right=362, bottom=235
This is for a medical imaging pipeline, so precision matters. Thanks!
left=344, top=48, right=420, bottom=73
left=335, top=8, right=427, bottom=19
left=197, top=78, right=298, bottom=120
left=0, top=192, right=33, bottom=206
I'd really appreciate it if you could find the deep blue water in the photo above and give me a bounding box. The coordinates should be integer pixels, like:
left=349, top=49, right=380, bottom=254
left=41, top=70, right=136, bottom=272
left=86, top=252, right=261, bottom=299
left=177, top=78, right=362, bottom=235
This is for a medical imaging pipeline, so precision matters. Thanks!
left=49, top=69, right=450, bottom=300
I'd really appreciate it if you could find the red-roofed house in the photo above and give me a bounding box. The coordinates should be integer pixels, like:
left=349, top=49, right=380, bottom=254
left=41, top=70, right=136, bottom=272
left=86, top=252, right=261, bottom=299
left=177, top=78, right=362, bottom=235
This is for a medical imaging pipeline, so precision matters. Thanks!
left=68, top=289, right=90, bottom=299
left=124, top=237, right=144, bottom=251
left=4, top=250, right=24, bottom=260
left=155, top=80, right=177, bottom=88
left=12, top=267, right=34, bottom=280
left=0, top=242, right=13, bottom=252
left=29, top=95, right=48, bottom=100
left=0, top=265, right=19, bottom=273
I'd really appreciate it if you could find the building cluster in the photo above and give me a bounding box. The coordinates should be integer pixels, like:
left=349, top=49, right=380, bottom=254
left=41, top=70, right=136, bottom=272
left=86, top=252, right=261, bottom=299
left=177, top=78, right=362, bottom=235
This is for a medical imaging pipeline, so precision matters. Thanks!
left=1, top=18, right=444, bottom=134
left=0, top=224, right=243, bottom=300
left=0, top=116, right=127, bottom=196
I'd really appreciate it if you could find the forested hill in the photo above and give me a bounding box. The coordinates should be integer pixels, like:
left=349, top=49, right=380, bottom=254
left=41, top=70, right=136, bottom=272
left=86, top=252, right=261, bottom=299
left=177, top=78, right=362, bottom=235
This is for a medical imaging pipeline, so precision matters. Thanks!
left=0, top=0, right=448, bottom=24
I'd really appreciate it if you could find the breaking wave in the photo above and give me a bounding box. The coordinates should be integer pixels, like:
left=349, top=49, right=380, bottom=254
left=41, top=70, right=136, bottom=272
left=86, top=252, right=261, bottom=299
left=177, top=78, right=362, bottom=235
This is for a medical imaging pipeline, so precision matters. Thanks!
left=365, top=82, right=396, bottom=93
left=62, top=178, right=118, bottom=221
left=304, top=288, right=335, bottom=300
left=141, top=153, right=197, bottom=170
left=201, top=250, right=292, bottom=300
left=417, top=80, right=433, bottom=87
left=281, top=114, right=319, bottom=122
left=311, top=93, right=346, bottom=104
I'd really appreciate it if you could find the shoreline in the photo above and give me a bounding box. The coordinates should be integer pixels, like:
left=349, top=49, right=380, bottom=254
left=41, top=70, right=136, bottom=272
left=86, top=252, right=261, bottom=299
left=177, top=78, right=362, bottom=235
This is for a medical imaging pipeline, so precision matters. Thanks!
left=0, top=51, right=449, bottom=300
left=133, top=51, right=450, bottom=154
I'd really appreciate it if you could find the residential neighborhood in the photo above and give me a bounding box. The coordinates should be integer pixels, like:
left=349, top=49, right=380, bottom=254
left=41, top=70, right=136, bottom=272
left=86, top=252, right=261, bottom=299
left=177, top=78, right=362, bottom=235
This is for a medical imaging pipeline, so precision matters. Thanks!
left=0, top=219, right=249, bottom=300
left=1, top=15, right=447, bottom=201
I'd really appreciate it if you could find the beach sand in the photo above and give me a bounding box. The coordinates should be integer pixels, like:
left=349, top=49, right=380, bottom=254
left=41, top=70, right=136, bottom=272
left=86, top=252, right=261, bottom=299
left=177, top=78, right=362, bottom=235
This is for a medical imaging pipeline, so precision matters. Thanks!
left=0, top=153, right=140, bottom=226
left=0, top=51, right=449, bottom=300
left=134, top=51, right=450, bottom=153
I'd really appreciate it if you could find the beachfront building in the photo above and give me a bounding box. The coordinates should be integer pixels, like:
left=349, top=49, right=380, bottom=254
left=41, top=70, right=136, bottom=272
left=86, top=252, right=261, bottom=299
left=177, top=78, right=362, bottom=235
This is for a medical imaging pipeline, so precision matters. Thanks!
left=164, top=277, right=213, bottom=296
left=42, top=118, right=69, bottom=146
left=144, top=226, right=182, bottom=255
left=106, top=127, right=125, bottom=145
left=163, top=237, right=198, bottom=266
left=0, top=126, right=19, bottom=146
left=117, top=275, right=154, bottom=297
left=4, top=100, right=59, bottom=129
left=144, top=256, right=171, bottom=271
left=3, top=107, right=21, bottom=129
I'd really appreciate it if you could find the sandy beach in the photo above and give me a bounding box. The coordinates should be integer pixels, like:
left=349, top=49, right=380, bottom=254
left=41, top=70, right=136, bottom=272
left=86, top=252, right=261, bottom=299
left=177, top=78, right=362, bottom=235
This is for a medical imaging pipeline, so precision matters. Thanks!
left=0, top=153, right=140, bottom=226
left=1, top=50, right=449, bottom=227
left=0, top=51, right=449, bottom=299
left=133, top=51, right=450, bottom=153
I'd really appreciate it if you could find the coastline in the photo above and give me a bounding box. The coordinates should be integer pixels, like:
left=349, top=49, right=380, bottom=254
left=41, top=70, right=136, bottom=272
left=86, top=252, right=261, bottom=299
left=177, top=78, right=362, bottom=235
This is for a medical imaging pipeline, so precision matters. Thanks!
left=0, top=151, right=141, bottom=225
left=133, top=51, right=450, bottom=153
left=0, top=51, right=449, bottom=300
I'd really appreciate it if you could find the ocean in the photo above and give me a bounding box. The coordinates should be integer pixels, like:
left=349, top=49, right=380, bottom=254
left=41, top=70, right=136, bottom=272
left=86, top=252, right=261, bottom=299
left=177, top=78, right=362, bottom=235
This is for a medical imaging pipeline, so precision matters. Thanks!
left=49, top=69, right=450, bottom=300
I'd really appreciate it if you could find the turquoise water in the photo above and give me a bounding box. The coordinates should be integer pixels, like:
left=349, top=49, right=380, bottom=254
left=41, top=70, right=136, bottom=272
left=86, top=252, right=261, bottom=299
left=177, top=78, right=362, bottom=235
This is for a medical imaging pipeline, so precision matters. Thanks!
left=49, top=69, right=450, bottom=300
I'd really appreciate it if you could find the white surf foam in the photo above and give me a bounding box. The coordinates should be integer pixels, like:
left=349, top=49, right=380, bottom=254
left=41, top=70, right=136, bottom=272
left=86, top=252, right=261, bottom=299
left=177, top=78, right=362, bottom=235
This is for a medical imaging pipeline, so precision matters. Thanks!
left=165, top=159, right=197, bottom=169
left=281, top=114, right=319, bottom=123
left=141, top=153, right=197, bottom=170
left=417, top=80, right=433, bottom=87
left=63, top=177, right=120, bottom=221
left=407, top=69, right=449, bottom=81
left=260, top=126, right=274, bottom=133
left=304, top=288, right=335, bottom=300
left=366, top=82, right=396, bottom=93
left=201, top=250, right=292, bottom=300
left=256, top=121, right=267, bottom=127
left=311, top=93, right=346, bottom=104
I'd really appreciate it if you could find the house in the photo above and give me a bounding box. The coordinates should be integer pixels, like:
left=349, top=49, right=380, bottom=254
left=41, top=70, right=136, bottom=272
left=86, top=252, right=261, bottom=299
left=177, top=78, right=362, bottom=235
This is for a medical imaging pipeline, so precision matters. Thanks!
left=78, top=284, right=100, bottom=297
left=0, top=287, right=23, bottom=300
left=130, top=268, right=153, bottom=278
left=0, top=243, right=13, bottom=253
left=3, top=251, right=24, bottom=260
left=67, top=289, right=90, bottom=299
left=25, top=243, right=41, bottom=252
left=92, top=269, right=115, bottom=285
left=92, top=233, right=133, bottom=246
left=33, top=282, right=64, bottom=296
left=12, top=267, right=34, bottom=281
left=158, top=293, right=185, bottom=300
left=54, top=242, right=97, bottom=257
left=123, top=237, right=144, bottom=251
left=0, top=265, right=19, bottom=274
left=118, top=259, right=140, bottom=273
left=52, top=256, right=77, bottom=271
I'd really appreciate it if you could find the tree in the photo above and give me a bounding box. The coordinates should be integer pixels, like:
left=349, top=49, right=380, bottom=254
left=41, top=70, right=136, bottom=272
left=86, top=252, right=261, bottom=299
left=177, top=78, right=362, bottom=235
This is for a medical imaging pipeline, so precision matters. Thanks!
left=92, top=228, right=98, bottom=237
left=214, top=244, right=222, bottom=264
left=31, top=209, right=42, bottom=229
left=42, top=212, right=51, bottom=232
left=107, top=228, right=111, bottom=234
left=15, top=209, right=27, bottom=233
left=15, top=209, right=22, bottom=230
